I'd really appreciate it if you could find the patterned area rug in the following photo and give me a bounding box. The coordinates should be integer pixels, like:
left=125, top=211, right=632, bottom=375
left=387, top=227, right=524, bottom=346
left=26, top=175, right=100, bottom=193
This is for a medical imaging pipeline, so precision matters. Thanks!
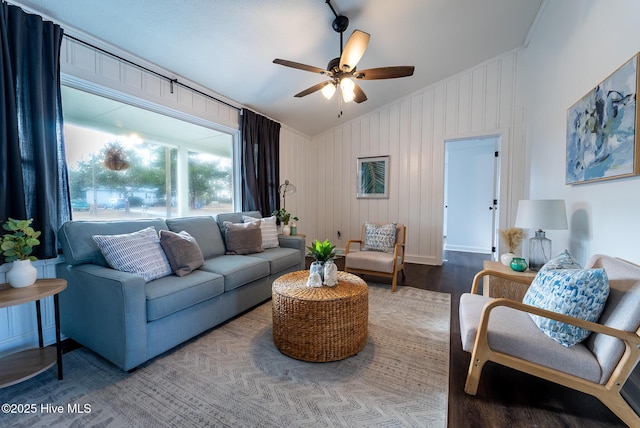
left=0, top=284, right=450, bottom=428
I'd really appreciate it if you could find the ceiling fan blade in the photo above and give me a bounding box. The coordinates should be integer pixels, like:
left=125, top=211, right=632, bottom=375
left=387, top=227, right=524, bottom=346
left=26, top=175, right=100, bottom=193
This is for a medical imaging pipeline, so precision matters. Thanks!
left=354, top=66, right=415, bottom=80
left=353, top=82, right=367, bottom=103
left=294, top=81, right=332, bottom=98
left=273, top=59, right=331, bottom=76
left=339, top=30, right=370, bottom=73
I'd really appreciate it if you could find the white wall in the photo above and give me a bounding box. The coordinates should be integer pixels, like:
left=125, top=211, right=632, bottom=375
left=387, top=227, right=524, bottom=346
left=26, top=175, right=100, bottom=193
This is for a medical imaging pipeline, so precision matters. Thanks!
left=299, top=51, right=526, bottom=265
left=523, top=0, right=640, bottom=265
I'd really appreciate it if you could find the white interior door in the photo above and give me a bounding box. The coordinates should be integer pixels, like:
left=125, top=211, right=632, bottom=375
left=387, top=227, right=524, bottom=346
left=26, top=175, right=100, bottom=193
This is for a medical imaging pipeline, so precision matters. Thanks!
left=444, top=137, right=498, bottom=254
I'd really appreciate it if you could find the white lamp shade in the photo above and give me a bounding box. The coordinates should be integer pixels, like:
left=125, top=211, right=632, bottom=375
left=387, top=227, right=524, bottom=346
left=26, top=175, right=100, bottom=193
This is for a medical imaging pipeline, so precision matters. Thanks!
left=321, top=82, right=336, bottom=100
left=340, top=78, right=355, bottom=102
left=515, top=199, right=568, bottom=230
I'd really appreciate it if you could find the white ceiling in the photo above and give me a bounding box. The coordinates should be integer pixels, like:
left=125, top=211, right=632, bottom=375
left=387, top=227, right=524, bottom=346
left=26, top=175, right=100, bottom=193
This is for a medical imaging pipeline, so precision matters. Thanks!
left=13, top=0, right=543, bottom=136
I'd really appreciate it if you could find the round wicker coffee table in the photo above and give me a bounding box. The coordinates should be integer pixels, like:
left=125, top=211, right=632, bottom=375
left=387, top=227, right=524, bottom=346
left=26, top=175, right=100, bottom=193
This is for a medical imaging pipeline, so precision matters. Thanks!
left=272, top=270, right=368, bottom=362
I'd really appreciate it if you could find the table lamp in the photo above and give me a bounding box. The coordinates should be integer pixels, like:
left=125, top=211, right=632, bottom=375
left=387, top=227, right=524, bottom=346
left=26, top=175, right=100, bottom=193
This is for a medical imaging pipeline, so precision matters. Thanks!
left=514, top=199, right=568, bottom=271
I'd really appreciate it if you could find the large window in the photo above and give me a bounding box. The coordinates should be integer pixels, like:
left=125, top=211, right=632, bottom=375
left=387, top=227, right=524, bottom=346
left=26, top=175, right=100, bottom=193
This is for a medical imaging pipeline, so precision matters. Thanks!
left=62, top=86, right=236, bottom=220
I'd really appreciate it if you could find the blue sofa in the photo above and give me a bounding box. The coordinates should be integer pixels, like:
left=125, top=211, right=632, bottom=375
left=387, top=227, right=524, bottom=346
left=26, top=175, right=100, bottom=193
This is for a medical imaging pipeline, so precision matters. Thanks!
left=55, top=211, right=305, bottom=371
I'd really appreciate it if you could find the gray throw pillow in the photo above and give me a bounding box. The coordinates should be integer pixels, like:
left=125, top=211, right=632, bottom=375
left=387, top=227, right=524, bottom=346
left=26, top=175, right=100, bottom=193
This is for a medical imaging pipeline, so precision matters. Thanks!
left=159, top=230, right=204, bottom=276
left=223, top=221, right=263, bottom=255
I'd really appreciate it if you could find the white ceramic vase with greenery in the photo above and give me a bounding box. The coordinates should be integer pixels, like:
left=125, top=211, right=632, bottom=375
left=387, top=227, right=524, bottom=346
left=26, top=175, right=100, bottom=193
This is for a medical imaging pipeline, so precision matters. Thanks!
left=2, top=218, right=41, bottom=288
left=306, top=239, right=337, bottom=287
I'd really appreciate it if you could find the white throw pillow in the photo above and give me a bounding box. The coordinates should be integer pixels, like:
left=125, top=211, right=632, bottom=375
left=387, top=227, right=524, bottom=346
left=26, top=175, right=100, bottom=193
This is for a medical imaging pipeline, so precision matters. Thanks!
left=93, top=227, right=172, bottom=282
left=243, top=215, right=279, bottom=249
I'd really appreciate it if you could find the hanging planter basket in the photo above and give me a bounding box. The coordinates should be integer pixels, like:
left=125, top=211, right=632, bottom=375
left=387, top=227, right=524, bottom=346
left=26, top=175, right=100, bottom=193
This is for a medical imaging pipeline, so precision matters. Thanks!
left=103, top=146, right=130, bottom=171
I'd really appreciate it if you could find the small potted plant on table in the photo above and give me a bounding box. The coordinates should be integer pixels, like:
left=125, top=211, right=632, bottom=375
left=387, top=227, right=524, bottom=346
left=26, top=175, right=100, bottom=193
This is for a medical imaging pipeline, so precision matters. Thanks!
left=271, top=209, right=299, bottom=235
left=306, top=239, right=338, bottom=287
left=1, top=218, right=41, bottom=288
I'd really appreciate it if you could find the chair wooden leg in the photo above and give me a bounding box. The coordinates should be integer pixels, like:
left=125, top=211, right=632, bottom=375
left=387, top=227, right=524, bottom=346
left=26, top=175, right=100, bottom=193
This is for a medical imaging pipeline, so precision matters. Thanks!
left=595, top=391, right=640, bottom=427
left=392, top=271, right=397, bottom=292
left=464, top=341, right=490, bottom=395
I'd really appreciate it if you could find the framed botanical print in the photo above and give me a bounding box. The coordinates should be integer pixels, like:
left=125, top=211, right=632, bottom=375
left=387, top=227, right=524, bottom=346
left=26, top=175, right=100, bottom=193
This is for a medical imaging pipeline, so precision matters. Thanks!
left=357, top=156, right=389, bottom=199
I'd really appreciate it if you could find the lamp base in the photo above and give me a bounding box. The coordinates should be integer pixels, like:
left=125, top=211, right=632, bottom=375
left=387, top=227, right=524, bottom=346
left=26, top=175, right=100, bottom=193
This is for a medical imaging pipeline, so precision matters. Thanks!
left=528, top=230, right=552, bottom=271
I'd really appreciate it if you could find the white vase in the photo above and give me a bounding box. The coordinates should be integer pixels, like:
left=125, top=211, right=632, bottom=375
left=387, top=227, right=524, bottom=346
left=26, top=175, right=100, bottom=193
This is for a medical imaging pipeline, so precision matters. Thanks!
left=308, top=261, right=324, bottom=287
left=7, top=259, right=38, bottom=288
left=323, top=260, right=338, bottom=287
left=500, top=252, right=516, bottom=266
left=282, top=224, right=291, bottom=236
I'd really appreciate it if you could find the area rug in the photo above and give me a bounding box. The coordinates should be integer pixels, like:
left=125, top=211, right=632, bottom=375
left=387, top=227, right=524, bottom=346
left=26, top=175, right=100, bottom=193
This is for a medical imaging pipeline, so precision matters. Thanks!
left=0, top=284, right=450, bottom=428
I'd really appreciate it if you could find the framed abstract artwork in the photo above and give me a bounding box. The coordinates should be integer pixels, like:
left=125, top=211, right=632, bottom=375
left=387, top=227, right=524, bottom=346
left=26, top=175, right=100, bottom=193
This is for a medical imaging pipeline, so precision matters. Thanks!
left=357, top=156, right=389, bottom=199
left=566, top=53, right=640, bottom=184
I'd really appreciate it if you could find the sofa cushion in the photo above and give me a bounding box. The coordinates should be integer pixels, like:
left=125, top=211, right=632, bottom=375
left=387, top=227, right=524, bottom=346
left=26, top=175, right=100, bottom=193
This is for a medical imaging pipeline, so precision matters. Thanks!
left=523, top=254, right=610, bottom=347
left=223, top=221, right=263, bottom=255
left=246, top=247, right=301, bottom=274
left=345, top=250, right=398, bottom=273
left=159, top=230, right=204, bottom=276
left=200, top=255, right=269, bottom=292
left=93, top=227, right=172, bottom=282
left=243, top=215, right=279, bottom=249
left=59, top=218, right=169, bottom=266
left=459, top=293, right=602, bottom=383
left=166, top=216, right=225, bottom=259
left=363, top=222, right=397, bottom=253
left=145, top=270, right=224, bottom=321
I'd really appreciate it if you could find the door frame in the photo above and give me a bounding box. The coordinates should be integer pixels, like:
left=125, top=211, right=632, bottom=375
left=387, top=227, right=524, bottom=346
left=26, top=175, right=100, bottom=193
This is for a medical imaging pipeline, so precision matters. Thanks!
left=444, top=136, right=500, bottom=255
left=437, top=128, right=512, bottom=264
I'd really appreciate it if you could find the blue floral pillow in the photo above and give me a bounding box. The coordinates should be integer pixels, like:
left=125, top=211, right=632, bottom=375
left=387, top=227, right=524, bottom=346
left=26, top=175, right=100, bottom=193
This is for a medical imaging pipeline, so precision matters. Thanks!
left=523, top=251, right=609, bottom=347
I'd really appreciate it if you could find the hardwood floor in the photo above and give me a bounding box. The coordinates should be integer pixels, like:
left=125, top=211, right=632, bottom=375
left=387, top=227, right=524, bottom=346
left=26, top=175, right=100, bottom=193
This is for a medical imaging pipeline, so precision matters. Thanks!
left=327, top=252, right=626, bottom=427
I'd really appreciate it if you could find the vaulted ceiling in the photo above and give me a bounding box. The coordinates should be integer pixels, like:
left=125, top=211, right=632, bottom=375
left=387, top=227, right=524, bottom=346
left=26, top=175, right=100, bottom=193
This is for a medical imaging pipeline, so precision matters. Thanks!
left=13, top=0, right=543, bottom=136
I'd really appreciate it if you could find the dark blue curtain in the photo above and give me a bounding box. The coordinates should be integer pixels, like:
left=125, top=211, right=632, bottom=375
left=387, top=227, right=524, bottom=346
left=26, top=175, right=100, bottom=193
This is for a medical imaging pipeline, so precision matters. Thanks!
left=0, top=2, right=70, bottom=260
left=241, top=109, right=281, bottom=216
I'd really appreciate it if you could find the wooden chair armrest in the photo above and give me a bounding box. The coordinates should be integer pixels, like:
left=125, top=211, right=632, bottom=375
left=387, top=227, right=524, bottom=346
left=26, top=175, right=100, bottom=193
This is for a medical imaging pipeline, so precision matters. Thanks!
left=478, top=298, right=640, bottom=346
left=470, top=269, right=535, bottom=294
left=345, top=240, right=362, bottom=255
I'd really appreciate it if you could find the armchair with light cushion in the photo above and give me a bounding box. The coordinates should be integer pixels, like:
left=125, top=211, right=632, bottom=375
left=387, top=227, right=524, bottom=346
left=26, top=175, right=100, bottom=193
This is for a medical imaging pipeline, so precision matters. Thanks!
left=459, top=254, right=640, bottom=427
left=344, top=222, right=406, bottom=292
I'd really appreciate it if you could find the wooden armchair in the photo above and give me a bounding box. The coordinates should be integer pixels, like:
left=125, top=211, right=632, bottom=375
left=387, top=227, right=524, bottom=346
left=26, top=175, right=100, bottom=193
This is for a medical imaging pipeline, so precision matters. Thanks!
left=344, top=223, right=406, bottom=292
left=459, top=255, right=640, bottom=427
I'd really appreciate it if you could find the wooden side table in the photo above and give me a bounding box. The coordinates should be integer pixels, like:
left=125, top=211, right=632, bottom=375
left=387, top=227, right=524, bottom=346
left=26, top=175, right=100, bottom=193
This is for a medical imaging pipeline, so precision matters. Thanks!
left=0, top=278, right=67, bottom=388
left=472, top=260, right=536, bottom=302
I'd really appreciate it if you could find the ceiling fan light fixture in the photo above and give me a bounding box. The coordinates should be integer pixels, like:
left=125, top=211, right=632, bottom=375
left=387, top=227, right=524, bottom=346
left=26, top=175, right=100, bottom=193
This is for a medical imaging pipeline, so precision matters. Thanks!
left=340, top=77, right=355, bottom=102
left=321, top=82, right=337, bottom=100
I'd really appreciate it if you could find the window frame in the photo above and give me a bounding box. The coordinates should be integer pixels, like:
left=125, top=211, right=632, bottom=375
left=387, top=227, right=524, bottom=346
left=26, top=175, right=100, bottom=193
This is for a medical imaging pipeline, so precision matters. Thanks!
left=61, top=74, right=242, bottom=216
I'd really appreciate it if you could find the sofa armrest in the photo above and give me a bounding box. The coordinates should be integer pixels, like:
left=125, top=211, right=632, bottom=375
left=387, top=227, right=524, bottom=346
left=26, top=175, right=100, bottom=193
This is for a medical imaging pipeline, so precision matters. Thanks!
left=55, top=263, right=148, bottom=371
left=278, top=235, right=306, bottom=269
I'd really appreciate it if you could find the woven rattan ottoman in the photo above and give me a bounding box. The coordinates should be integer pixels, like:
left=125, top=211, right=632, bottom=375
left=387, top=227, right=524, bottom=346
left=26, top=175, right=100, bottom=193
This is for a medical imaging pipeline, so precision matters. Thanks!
left=272, top=270, right=368, bottom=362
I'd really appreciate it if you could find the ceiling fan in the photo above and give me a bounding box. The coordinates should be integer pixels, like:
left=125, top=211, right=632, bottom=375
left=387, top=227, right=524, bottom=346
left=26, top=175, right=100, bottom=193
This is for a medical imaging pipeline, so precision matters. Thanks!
left=273, top=0, right=415, bottom=105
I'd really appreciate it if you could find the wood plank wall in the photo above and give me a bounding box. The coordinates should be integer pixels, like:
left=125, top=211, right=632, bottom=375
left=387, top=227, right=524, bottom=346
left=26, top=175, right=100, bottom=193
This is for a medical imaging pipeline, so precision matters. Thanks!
left=280, top=50, right=526, bottom=265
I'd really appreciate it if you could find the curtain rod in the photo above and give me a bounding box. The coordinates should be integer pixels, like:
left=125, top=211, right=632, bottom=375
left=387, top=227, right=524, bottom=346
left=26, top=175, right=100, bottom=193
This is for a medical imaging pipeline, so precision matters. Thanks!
left=64, top=33, right=241, bottom=112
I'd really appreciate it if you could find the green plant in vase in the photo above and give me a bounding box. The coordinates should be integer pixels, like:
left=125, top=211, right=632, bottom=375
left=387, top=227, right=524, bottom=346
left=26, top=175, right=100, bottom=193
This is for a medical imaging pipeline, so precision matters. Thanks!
left=306, top=239, right=338, bottom=287
left=1, top=218, right=41, bottom=262
left=1, top=218, right=41, bottom=288
left=307, top=239, right=337, bottom=265
left=271, top=209, right=299, bottom=235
